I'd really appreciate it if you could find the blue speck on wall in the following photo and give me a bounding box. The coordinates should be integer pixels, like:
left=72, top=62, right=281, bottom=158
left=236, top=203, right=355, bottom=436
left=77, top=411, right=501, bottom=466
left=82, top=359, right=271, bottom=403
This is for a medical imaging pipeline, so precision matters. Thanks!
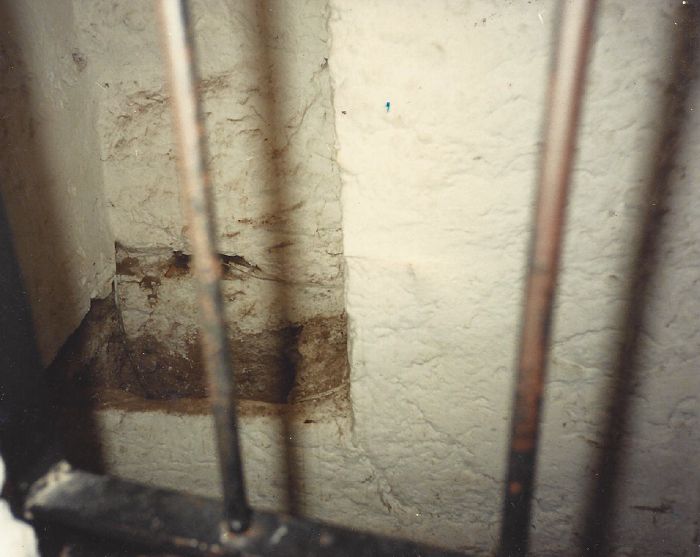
left=386, top=101, right=390, bottom=113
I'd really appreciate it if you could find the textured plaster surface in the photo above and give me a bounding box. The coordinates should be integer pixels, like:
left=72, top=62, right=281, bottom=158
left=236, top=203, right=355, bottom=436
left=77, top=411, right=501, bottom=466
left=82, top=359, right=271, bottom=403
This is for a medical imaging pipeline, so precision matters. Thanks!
left=68, top=0, right=348, bottom=399
left=7, top=0, right=700, bottom=556
left=330, top=0, right=700, bottom=555
left=87, top=2, right=700, bottom=554
left=0, top=1, right=115, bottom=364
left=81, top=392, right=433, bottom=546
left=74, top=0, right=344, bottom=322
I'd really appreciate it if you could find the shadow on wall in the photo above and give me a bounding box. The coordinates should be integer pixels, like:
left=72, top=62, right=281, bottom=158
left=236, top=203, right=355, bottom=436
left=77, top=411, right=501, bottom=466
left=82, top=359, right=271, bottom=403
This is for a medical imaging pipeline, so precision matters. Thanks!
left=0, top=7, right=122, bottom=554
left=0, top=0, right=70, bottom=485
left=250, top=0, right=300, bottom=517
left=0, top=3, right=88, bottom=554
left=579, top=2, right=700, bottom=555
left=156, top=0, right=305, bottom=514
left=0, top=3, right=106, bottom=367
left=3, top=0, right=337, bottom=529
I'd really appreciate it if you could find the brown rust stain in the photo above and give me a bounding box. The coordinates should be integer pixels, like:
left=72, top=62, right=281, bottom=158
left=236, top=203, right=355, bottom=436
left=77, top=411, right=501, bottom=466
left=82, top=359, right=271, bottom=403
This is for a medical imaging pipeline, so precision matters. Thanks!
left=631, top=504, right=673, bottom=514
left=268, top=241, right=294, bottom=251
left=288, top=315, right=349, bottom=403
left=164, top=250, right=191, bottom=278
left=139, top=275, right=161, bottom=304
left=51, top=247, right=348, bottom=406
left=116, top=256, right=140, bottom=276
left=197, top=74, right=230, bottom=96
left=58, top=385, right=348, bottom=421
left=50, top=284, right=348, bottom=405
left=220, top=253, right=259, bottom=271
left=235, top=202, right=304, bottom=230
left=47, top=295, right=209, bottom=402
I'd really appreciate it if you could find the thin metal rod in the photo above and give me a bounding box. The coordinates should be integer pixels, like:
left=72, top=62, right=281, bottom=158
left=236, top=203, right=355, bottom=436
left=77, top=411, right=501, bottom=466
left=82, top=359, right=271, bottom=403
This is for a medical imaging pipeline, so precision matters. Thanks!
left=499, top=2, right=598, bottom=556
left=154, top=0, right=251, bottom=533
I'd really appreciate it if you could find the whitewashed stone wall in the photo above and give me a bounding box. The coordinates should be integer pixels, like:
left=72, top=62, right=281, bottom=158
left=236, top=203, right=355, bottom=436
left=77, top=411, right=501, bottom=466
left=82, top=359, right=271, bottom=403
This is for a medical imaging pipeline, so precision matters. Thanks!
left=66, top=0, right=348, bottom=402
left=92, top=2, right=700, bottom=556
left=330, top=0, right=700, bottom=554
left=2, top=1, right=699, bottom=556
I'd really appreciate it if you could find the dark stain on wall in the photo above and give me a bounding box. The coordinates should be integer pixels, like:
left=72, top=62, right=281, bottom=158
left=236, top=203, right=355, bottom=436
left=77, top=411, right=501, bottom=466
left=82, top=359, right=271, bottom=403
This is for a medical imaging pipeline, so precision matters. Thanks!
left=48, top=250, right=348, bottom=405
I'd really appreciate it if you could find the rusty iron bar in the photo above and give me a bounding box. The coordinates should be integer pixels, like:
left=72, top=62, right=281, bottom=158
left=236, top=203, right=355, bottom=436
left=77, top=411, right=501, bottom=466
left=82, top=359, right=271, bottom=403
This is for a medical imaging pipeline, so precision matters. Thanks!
left=154, top=0, right=251, bottom=533
left=25, top=465, right=474, bottom=557
left=498, top=1, right=598, bottom=556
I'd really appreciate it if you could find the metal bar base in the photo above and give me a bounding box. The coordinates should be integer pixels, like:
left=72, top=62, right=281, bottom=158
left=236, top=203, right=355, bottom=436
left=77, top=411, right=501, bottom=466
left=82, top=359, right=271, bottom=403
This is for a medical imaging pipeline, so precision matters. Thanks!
left=155, top=0, right=251, bottom=532
left=25, top=463, right=472, bottom=557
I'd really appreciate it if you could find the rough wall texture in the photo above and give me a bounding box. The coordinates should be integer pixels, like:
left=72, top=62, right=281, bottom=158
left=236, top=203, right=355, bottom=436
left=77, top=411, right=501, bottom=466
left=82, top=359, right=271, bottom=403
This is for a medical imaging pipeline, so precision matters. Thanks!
left=331, top=0, right=700, bottom=555
left=69, top=0, right=347, bottom=402
left=0, top=1, right=114, bottom=364
left=13, top=1, right=700, bottom=556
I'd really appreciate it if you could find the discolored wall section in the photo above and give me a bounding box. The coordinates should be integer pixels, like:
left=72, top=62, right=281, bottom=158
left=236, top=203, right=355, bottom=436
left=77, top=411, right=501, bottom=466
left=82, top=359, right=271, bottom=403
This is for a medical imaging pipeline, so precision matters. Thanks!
left=1, top=2, right=699, bottom=557
left=67, top=0, right=348, bottom=402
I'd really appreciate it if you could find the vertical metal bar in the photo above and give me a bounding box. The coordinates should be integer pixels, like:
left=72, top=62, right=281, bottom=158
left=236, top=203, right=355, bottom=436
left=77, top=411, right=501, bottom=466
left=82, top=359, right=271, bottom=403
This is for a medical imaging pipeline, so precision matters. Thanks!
left=499, top=2, right=598, bottom=556
left=154, top=0, right=251, bottom=533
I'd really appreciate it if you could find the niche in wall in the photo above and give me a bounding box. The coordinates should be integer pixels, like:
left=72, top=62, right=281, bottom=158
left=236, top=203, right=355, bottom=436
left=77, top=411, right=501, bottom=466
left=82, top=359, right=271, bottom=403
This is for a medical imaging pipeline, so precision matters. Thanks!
left=44, top=0, right=349, bottom=406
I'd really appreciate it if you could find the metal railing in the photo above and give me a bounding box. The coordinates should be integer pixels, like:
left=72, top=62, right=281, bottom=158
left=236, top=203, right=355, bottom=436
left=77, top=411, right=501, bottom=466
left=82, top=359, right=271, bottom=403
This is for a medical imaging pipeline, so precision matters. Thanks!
left=25, top=0, right=597, bottom=555
left=11, top=0, right=683, bottom=555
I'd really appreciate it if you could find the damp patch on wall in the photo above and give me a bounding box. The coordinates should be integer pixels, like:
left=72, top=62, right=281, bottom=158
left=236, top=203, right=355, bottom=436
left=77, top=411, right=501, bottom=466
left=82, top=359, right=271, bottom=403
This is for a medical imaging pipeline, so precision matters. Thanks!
left=48, top=246, right=349, bottom=405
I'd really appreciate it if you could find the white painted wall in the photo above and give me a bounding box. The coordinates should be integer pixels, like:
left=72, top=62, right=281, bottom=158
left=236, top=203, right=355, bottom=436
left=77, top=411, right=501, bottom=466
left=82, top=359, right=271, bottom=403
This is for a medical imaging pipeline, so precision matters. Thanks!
left=2, top=1, right=699, bottom=556
left=331, top=0, right=700, bottom=554
left=0, top=0, right=115, bottom=364
left=91, top=2, right=700, bottom=556
left=74, top=0, right=345, bottom=357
